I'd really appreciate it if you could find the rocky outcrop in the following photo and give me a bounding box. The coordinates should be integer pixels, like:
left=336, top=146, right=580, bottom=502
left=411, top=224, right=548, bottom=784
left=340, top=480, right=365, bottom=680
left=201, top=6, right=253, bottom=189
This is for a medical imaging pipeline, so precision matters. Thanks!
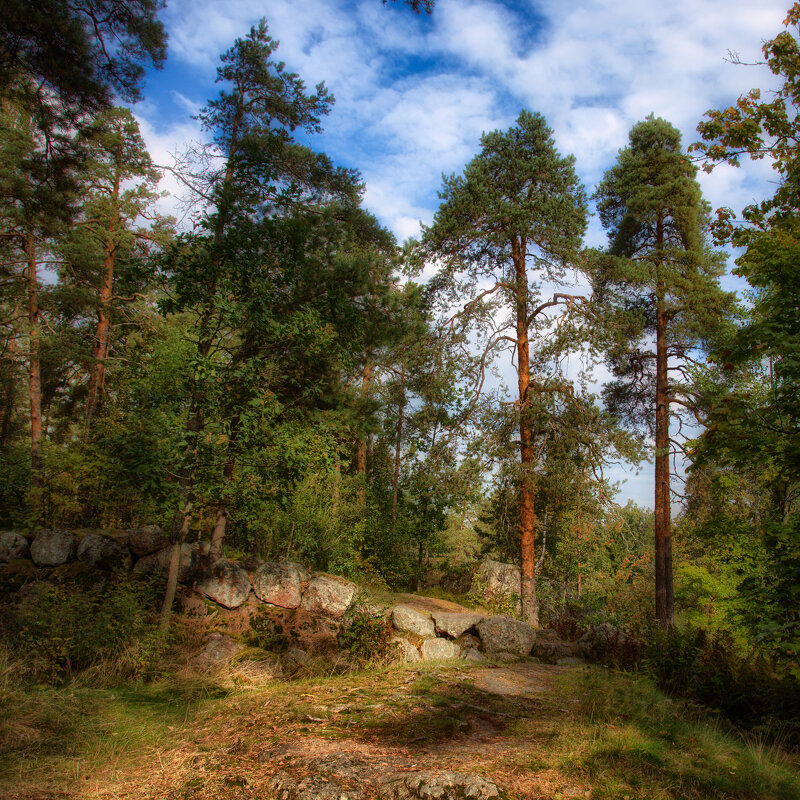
left=532, top=628, right=577, bottom=661
left=30, top=529, right=76, bottom=566
left=431, top=610, right=485, bottom=639
left=127, top=525, right=168, bottom=557
left=301, top=574, right=356, bottom=618
left=77, top=532, right=132, bottom=571
left=419, top=638, right=461, bottom=660
left=391, top=605, right=435, bottom=638
left=476, top=615, right=536, bottom=655
left=379, top=770, right=501, bottom=799
left=0, top=531, right=29, bottom=562
left=576, top=622, right=630, bottom=662
left=253, top=561, right=305, bottom=608
left=196, top=558, right=251, bottom=609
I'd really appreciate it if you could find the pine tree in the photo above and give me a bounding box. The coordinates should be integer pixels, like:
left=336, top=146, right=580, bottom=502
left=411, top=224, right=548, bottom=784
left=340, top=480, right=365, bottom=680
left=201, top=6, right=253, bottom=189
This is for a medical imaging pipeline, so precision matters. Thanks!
left=423, top=110, right=587, bottom=625
left=591, top=115, right=733, bottom=628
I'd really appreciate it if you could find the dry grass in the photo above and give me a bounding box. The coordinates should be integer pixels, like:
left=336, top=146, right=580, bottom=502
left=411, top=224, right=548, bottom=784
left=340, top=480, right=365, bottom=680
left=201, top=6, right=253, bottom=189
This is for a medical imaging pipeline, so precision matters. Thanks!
left=2, top=652, right=799, bottom=800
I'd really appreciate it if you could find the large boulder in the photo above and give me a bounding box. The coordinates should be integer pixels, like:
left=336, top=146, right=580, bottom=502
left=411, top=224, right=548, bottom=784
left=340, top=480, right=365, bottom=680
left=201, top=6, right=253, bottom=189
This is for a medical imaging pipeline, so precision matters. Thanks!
left=391, top=605, right=435, bottom=638
left=77, top=533, right=132, bottom=571
left=30, top=529, right=76, bottom=566
left=476, top=615, right=536, bottom=655
left=196, top=558, right=251, bottom=609
left=576, top=622, right=631, bottom=663
left=301, top=574, right=356, bottom=618
left=532, top=628, right=577, bottom=661
left=431, top=610, right=485, bottom=639
left=133, top=542, right=206, bottom=583
left=0, top=531, right=29, bottom=562
left=419, top=638, right=461, bottom=660
left=252, top=562, right=305, bottom=608
left=390, top=637, right=421, bottom=663
left=127, top=525, right=168, bottom=557
left=191, top=633, right=244, bottom=672
left=471, top=558, right=522, bottom=614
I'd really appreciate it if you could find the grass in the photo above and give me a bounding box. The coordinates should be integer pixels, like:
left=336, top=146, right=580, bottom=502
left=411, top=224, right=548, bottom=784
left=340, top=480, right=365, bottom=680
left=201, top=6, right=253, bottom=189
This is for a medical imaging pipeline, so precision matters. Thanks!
left=1, top=655, right=798, bottom=799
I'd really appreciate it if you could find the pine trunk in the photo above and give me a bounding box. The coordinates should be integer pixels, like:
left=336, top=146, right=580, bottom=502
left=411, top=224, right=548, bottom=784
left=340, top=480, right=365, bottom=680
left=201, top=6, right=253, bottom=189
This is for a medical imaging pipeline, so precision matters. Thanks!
left=654, top=294, right=673, bottom=627
left=26, top=231, right=43, bottom=494
left=514, top=237, right=539, bottom=627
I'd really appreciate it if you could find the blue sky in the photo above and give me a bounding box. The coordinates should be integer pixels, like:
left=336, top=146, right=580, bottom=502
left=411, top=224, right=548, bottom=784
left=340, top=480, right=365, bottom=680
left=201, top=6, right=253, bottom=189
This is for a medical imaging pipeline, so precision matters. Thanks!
left=132, top=0, right=789, bottom=507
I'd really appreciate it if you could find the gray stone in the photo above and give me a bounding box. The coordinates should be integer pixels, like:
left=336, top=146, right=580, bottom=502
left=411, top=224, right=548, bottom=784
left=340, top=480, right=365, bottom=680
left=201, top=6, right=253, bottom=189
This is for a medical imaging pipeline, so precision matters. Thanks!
left=133, top=542, right=205, bottom=583
left=127, top=525, right=168, bottom=557
left=390, top=637, right=421, bottom=663
left=252, top=561, right=304, bottom=608
left=458, top=633, right=481, bottom=649
left=461, top=648, right=487, bottom=663
left=379, top=770, right=501, bottom=799
left=419, top=638, right=461, bottom=661
left=196, top=558, right=251, bottom=609
left=471, top=558, right=522, bottom=614
left=191, top=633, right=244, bottom=672
left=391, top=605, right=435, bottom=638
left=532, top=629, right=576, bottom=661
left=30, top=529, right=75, bottom=566
left=77, top=533, right=132, bottom=571
left=576, top=622, right=630, bottom=662
left=268, top=771, right=364, bottom=800
left=301, top=574, right=356, bottom=618
left=431, top=610, right=485, bottom=639
left=476, top=615, right=536, bottom=655
left=0, top=531, right=29, bottom=562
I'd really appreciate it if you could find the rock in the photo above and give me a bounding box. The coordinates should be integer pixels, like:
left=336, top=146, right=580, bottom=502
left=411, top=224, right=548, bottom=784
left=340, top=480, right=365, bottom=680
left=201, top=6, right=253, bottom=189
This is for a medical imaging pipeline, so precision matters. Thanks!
left=431, top=610, right=485, bottom=639
left=461, top=648, right=487, bottom=663
left=419, top=638, right=461, bottom=660
left=30, top=529, right=76, bottom=566
left=196, top=558, right=251, bottom=609
left=458, top=633, right=481, bottom=650
left=252, top=562, right=304, bottom=608
left=471, top=558, right=522, bottom=614
left=77, top=533, right=132, bottom=571
left=556, top=656, right=585, bottom=666
left=179, top=590, right=209, bottom=617
left=532, top=628, right=576, bottom=661
left=577, top=622, right=631, bottom=662
left=127, top=525, right=168, bottom=557
left=379, top=770, right=501, bottom=800
left=301, top=574, right=356, bottom=618
left=476, top=615, right=536, bottom=655
left=0, top=532, right=29, bottom=562
left=191, top=633, right=244, bottom=672
left=282, top=646, right=312, bottom=675
left=236, top=657, right=283, bottom=679
left=133, top=542, right=205, bottom=582
left=268, top=771, right=364, bottom=800
left=390, top=637, right=421, bottom=663
left=391, top=605, right=435, bottom=638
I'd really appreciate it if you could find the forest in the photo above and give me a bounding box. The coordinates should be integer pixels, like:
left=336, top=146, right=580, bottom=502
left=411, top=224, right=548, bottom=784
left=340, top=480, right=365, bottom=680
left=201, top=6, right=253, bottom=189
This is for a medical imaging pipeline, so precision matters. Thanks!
left=1, top=2, right=799, bottom=799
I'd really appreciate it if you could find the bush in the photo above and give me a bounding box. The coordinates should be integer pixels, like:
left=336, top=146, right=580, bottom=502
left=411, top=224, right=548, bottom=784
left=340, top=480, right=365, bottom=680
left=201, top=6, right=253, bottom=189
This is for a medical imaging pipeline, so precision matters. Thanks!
left=339, top=601, right=394, bottom=666
left=1, top=574, right=167, bottom=684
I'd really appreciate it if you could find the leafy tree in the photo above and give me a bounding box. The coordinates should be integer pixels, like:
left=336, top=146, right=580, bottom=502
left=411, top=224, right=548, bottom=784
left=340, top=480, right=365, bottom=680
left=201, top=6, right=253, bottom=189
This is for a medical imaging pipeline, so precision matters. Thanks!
left=423, top=110, right=587, bottom=625
left=591, top=115, right=733, bottom=627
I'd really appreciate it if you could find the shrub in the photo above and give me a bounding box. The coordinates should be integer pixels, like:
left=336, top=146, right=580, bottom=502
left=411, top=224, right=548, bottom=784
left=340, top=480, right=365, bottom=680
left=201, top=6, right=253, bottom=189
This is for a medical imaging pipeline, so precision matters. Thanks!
left=1, top=574, right=166, bottom=684
left=339, top=601, right=394, bottom=666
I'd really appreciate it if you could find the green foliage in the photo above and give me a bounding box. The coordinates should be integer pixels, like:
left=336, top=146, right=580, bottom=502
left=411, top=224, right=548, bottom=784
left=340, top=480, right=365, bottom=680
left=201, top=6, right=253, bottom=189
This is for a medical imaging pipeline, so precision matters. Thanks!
left=246, top=607, right=293, bottom=652
left=339, top=600, right=395, bottom=666
left=1, top=574, right=166, bottom=684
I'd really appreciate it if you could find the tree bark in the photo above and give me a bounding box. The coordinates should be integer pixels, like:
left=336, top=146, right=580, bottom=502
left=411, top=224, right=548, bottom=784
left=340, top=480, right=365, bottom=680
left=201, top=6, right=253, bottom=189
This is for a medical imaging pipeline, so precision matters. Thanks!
left=25, top=230, right=43, bottom=496
left=654, top=287, right=673, bottom=627
left=209, top=415, right=239, bottom=562
left=85, top=168, right=120, bottom=427
left=356, top=361, right=372, bottom=507
left=392, top=357, right=406, bottom=521
left=514, top=236, right=539, bottom=627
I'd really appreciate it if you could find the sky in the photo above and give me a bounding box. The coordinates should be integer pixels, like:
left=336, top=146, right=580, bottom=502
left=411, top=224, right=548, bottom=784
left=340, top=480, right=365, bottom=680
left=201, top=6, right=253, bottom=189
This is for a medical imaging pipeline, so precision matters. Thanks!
left=131, top=0, right=789, bottom=507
